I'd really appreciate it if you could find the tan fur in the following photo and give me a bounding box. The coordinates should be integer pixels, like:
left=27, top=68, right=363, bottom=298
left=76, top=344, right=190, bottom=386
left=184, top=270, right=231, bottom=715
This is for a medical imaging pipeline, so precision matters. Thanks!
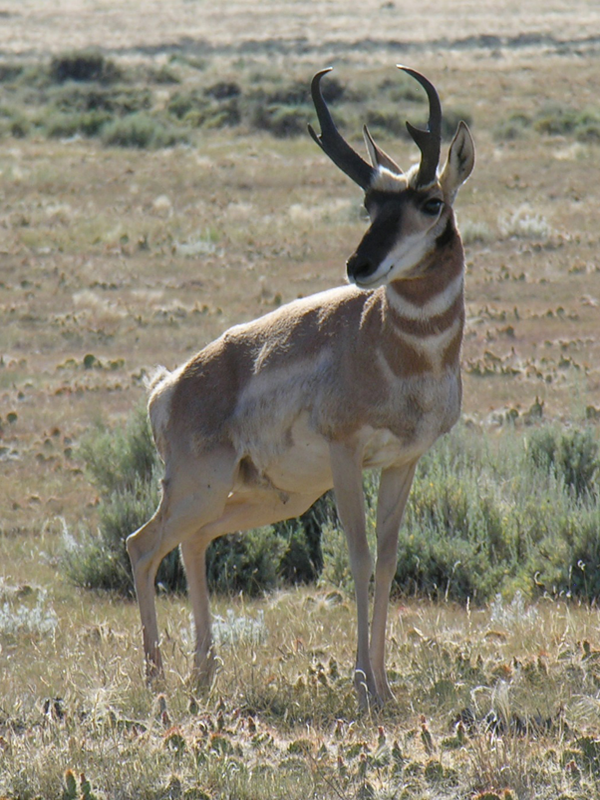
left=127, top=91, right=475, bottom=708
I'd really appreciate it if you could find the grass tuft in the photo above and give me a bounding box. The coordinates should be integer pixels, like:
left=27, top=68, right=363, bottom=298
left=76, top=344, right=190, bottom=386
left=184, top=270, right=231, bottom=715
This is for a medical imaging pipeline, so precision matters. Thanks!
left=101, top=112, right=187, bottom=148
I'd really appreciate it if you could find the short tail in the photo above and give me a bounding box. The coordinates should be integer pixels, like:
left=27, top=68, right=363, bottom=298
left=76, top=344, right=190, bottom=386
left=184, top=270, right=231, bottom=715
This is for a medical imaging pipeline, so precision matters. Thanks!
left=145, top=365, right=171, bottom=394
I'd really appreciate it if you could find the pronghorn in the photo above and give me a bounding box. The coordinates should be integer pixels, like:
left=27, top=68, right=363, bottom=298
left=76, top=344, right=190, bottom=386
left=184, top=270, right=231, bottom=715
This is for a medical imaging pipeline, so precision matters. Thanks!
left=126, top=65, right=475, bottom=707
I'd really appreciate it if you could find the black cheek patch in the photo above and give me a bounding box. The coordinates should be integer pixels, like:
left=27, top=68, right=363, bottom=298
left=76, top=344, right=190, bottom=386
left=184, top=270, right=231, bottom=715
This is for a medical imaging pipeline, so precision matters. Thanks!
left=365, top=206, right=404, bottom=259
left=435, top=219, right=456, bottom=249
left=348, top=201, right=405, bottom=279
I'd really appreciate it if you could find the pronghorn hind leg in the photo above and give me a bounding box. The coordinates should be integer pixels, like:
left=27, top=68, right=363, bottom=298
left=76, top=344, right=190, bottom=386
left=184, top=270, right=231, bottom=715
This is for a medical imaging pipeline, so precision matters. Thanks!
left=369, top=462, right=417, bottom=702
left=126, top=446, right=237, bottom=683
left=126, top=510, right=166, bottom=683
left=181, top=489, right=323, bottom=689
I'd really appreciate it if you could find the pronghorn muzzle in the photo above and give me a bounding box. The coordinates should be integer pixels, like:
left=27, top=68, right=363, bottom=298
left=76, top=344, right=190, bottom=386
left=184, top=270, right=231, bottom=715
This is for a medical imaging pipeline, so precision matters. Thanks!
left=346, top=197, right=407, bottom=285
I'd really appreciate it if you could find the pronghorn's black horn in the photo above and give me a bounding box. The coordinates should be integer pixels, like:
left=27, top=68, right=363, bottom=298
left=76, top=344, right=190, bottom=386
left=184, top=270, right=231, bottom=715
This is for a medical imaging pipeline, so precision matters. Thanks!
left=398, top=66, right=442, bottom=188
left=308, top=68, right=375, bottom=191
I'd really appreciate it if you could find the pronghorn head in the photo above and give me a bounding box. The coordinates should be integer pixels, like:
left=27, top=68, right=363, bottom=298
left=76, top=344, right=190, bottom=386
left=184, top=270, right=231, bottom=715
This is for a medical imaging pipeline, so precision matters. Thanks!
left=309, top=66, right=475, bottom=289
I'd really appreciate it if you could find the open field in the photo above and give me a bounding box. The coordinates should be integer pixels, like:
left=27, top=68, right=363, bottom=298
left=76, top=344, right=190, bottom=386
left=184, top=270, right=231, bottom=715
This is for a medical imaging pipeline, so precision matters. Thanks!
left=1, top=1, right=600, bottom=797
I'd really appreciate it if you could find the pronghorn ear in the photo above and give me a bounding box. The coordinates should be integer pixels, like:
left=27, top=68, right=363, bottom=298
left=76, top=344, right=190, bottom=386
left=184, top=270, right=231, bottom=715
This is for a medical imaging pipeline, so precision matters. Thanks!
left=439, top=121, right=475, bottom=203
left=363, top=125, right=403, bottom=175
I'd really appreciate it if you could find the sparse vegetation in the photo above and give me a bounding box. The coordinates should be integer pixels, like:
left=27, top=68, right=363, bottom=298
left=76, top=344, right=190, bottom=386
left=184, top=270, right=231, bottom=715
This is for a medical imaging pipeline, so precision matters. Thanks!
left=499, top=205, right=552, bottom=241
left=494, top=104, right=600, bottom=143
left=0, top=46, right=597, bottom=153
left=101, top=112, right=187, bottom=149
left=63, top=406, right=183, bottom=593
left=65, top=406, right=328, bottom=596
left=49, top=50, right=123, bottom=85
left=63, top=409, right=600, bottom=607
left=0, top=50, right=475, bottom=146
left=2, top=4, right=600, bottom=798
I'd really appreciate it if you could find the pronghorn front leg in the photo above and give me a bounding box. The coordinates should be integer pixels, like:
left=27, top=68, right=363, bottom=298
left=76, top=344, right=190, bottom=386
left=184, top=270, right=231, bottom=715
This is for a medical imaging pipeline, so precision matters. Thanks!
left=370, top=462, right=417, bottom=701
left=329, top=440, right=376, bottom=707
left=180, top=536, right=216, bottom=687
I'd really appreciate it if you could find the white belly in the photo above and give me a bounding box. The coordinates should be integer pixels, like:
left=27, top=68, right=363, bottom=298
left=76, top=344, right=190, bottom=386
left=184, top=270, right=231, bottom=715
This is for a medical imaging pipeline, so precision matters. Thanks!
left=233, top=365, right=459, bottom=498
left=247, top=415, right=430, bottom=497
left=262, top=414, right=333, bottom=495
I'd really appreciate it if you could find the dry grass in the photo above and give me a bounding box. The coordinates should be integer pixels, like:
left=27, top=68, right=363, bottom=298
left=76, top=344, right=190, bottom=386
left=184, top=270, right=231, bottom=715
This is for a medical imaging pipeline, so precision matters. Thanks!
left=3, top=0, right=600, bottom=54
left=1, top=1, right=600, bottom=797
left=2, top=579, right=600, bottom=798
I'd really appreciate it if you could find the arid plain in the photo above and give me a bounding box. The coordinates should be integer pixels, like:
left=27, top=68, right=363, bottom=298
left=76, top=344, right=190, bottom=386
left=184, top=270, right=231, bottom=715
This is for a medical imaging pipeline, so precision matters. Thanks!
left=1, top=1, right=600, bottom=798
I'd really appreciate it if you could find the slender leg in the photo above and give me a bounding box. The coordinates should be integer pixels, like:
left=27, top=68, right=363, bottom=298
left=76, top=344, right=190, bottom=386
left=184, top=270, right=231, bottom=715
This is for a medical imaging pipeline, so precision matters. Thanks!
left=180, top=537, right=215, bottom=685
left=126, top=447, right=236, bottom=682
left=370, top=462, right=417, bottom=700
left=179, top=489, right=322, bottom=687
left=329, top=439, right=376, bottom=707
left=126, top=511, right=167, bottom=681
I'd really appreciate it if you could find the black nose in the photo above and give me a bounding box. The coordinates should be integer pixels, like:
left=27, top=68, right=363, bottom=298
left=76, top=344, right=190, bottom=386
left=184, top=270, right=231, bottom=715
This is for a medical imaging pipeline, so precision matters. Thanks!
left=346, top=253, right=374, bottom=282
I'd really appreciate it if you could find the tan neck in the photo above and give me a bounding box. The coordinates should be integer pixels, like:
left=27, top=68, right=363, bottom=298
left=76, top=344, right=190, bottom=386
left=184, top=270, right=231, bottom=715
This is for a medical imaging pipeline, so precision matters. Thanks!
left=376, top=235, right=465, bottom=378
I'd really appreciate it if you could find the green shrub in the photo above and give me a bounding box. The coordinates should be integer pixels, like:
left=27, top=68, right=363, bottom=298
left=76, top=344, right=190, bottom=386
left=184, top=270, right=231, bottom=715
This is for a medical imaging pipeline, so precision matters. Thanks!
left=9, top=116, right=30, bottom=138
left=49, top=84, right=152, bottom=115
left=67, top=407, right=329, bottom=596
left=534, top=103, right=579, bottom=136
left=66, top=402, right=600, bottom=605
left=199, top=100, right=241, bottom=130
left=101, top=113, right=186, bottom=148
left=205, top=81, right=242, bottom=101
left=43, top=112, right=81, bottom=139
left=366, top=105, right=473, bottom=141
left=319, top=423, right=600, bottom=604
left=0, top=106, right=30, bottom=138
left=64, top=407, right=184, bottom=594
left=533, top=104, right=600, bottom=142
left=575, top=114, right=600, bottom=143
left=248, top=102, right=308, bottom=137
left=43, top=109, right=112, bottom=139
left=528, top=426, right=599, bottom=498
left=49, top=50, right=122, bottom=84
left=365, top=108, right=406, bottom=138
left=0, top=62, right=24, bottom=83
left=493, top=104, right=600, bottom=143
left=442, top=108, right=473, bottom=140
left=167, top=90, right=204, bottom=119
left=146, top=64, right=181, bottom=85
left=493, top=113, right=532, bottom=141
left=38, top=84, right=153, bottom=140
left=206, top=528, right=285, bottom=597
left=378, top=77, right=424, bottom=104
left=262, top=80, right=308, bottom=106
left=394, top=423, right=600, bottom=602
left=79, top=406, right=157, bottom=495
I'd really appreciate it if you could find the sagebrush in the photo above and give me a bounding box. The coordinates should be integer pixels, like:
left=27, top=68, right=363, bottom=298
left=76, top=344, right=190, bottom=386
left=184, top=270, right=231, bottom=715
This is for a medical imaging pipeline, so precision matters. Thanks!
left=64, top=406, right=600, bottom=604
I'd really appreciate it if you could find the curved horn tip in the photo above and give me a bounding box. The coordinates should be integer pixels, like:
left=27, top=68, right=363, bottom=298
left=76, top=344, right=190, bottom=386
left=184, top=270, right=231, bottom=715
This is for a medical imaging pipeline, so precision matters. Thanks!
left=312, top=67, right=334, bottom=84
left=396, top=64, right=419, bottom=78
left=396, top=64, right=436, bottom=89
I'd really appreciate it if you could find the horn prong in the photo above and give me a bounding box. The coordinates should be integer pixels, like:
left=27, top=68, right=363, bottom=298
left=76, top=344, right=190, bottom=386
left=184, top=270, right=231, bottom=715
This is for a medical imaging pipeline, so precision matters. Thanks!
left=397, top=65, right=442, bottom=187
left=363, top=125, right=402, bottom=175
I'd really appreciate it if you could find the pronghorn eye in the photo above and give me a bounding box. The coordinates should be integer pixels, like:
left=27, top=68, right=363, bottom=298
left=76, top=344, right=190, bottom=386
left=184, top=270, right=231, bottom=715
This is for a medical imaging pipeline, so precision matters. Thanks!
left=422, top=198, right=443, bottom=216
